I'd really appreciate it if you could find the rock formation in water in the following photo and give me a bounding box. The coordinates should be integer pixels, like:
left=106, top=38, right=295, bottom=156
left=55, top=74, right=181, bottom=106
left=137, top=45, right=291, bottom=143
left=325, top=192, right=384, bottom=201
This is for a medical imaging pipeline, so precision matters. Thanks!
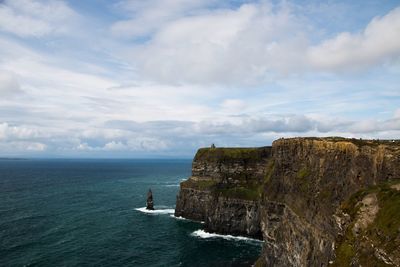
left=146, top=189, right=154, bottom=210
left=175, top=137, right=400, bottom=266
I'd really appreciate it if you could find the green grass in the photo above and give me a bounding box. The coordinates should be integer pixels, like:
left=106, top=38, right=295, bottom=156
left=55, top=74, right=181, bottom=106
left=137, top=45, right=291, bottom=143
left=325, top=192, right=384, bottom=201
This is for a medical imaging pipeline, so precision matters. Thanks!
left=333, top=181, right=400, bottom=266
left=340, top=189, right=371, bottom=218
left=334, top=242, right=355, bottom=266
left=187, top=146, right=273, bottom=200
left=194, top=147, right=271, bottom=162
left=298, top=137, right=400, bottom=147
left=297, top=167, right=310, bottom=179
left=264, top=159, right=275, bottom=184
left=295, top=167, right=311, bottom=192
left=370, top=186, right=400, bottom=254
left=181, top=178, right=263, bottom=201
left=317, top=188, right=332, bottom=200
left=254, top=256, right=265, bottom=267
left=217, top=186, right=262, bottom=201
left=374, top=188, right=400, bottom=236
left=181, top=150, right=275, bottom=201
left=180, top=179, right=218, bottom=190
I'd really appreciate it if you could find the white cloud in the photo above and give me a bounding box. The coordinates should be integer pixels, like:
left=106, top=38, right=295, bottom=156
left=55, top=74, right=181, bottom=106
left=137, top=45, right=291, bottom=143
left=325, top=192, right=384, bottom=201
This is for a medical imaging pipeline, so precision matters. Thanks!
left=104, top=141, right=126, bottom=151
left=127, top=137, right=169, bottom=151
left=0, top=71, right=23, bottom=96
left=0, top=5, right=51, bottom=37
left=0, top=141, right=47, bottom=152
left=314, top=115, right=400, bottom=134
left=80, top=128, right=129, bottom=140
left=75, top=136, right=168, bottom=152
left=0, top=122, right=44, bottom=140
left=76, top=141, right=127, bottom=151
left=128, top=2, right=307, bottom=85
left=220, top=99, right=247, bottom=113
left=26, top=142, right=47, bottom=151
left=76, top=142, right=92, bottom=151
left=0, top=0, right=78, bottom=37
left=1, top=110, right=399, bottom=156
left=120, top=3, right=400, bottom=86
left=309, top=7, right=400, bottom=71
left=111, top=0, right=215, bottom=38
left=395, top=109, right=400, bottom=119
left=0, top=1, right=399, bottom=157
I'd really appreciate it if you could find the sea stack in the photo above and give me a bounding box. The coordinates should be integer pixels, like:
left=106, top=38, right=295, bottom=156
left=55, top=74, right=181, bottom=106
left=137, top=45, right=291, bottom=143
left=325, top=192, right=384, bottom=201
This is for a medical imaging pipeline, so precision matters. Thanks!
left=146, top=189, right=154, bottom=210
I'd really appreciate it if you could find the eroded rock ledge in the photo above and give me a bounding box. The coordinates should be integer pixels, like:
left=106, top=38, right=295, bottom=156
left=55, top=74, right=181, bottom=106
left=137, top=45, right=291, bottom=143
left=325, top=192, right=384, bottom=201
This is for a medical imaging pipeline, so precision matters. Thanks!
left=175, top=137, right=400, bottom=266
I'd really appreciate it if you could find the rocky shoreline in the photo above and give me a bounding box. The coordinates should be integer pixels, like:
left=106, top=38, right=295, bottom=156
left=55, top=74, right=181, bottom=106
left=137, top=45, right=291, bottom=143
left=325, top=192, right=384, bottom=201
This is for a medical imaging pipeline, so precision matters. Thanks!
left=175, top=137, right=400, bottom=266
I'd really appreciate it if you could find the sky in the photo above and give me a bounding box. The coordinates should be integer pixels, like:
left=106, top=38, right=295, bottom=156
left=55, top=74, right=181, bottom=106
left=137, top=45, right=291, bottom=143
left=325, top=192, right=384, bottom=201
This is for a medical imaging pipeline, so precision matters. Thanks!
left=0, top=0, right=399, bottom=158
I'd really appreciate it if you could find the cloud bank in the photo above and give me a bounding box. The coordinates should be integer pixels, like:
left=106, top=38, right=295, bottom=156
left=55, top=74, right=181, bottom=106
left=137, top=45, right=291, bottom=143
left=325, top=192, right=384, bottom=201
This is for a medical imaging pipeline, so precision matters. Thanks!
left=0, top=0, right=399, bottom=157
left=123, top=3, right=400, bottom=85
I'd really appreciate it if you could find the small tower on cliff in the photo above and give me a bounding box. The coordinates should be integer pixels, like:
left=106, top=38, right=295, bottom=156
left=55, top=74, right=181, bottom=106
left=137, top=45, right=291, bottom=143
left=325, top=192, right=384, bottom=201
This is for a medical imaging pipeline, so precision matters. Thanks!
left=146, top=189, right=154, bottom=210
left=211, top=143, right=216, bottom=149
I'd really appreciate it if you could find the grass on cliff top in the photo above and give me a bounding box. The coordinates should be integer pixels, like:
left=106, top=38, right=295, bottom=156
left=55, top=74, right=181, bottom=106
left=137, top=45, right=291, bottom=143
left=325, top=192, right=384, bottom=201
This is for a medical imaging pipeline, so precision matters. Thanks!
left=333, top=181, right=400, bottom=266
left=194, top=147, right=271, bottom=162
left=291, top=136, right=400, bottom=147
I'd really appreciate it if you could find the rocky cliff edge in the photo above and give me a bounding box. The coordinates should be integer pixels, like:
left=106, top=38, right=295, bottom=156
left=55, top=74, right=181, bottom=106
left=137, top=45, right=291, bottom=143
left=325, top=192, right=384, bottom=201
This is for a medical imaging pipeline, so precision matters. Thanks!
left=175, top=137, right=400, bottom=266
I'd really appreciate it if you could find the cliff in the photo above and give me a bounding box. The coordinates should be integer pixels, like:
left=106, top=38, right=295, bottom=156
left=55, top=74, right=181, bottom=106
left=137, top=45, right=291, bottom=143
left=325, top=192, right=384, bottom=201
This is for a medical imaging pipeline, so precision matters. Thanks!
left=175, top=147, right=272, bottom=238
left=175, top=138, right=400, bottom=266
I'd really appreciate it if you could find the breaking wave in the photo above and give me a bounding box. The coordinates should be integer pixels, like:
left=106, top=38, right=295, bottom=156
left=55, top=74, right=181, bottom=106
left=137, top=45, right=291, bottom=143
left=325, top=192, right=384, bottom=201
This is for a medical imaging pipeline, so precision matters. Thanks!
left=135, top=207, right=175, bottom=214
left=170, top=215, right=205, bottom=224
left=191, top=230, right=263, bottom=243
left=164, top=184, right=180, bottom=187
left=169, top=214, right=187, bottom=220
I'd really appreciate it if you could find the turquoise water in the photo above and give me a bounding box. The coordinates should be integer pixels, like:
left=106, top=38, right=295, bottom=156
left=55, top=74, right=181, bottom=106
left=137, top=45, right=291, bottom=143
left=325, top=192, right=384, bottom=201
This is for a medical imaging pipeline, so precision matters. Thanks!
left=0, top=159, right=262, bottom=266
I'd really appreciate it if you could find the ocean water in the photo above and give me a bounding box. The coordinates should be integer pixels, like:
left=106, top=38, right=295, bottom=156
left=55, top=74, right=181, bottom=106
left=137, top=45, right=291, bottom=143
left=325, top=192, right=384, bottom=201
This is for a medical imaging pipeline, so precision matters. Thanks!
left=0, top=159, right=262, bottom=267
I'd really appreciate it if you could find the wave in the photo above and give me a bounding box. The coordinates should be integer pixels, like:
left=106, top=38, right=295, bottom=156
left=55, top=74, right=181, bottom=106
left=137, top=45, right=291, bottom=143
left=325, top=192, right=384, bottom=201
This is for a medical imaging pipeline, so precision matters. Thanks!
left=164, top=184, right=180, bottom=187
left=169, top=215, right=205, bottom=224
left=155, top=205, right=174, bottom=209
left=191, top=230, right=263, bottom=243
left=135, top=207, right=175, bottom=214
left=170, top=214, right=187, bottom=220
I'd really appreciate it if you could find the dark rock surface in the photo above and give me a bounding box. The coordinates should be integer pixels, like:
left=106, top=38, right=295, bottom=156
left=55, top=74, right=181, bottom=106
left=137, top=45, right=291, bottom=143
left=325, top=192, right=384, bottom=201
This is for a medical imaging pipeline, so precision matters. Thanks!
left=146, top=189, right=154, bottom=210
left=175, top=188, right=211, bottom=221
left=258, top=138, right=400, bottom=266
left=175, top=138, right=400, bottom=266
left=175, top=147, right=272, bottom=238
left=206, top=196, right=262, bottom=238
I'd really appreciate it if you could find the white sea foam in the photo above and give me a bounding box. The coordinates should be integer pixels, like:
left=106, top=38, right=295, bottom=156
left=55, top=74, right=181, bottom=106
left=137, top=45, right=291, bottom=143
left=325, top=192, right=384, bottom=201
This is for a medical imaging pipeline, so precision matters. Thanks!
left=169, top=215, right=205, bottom=224
left=164, top=184, right=180, bottom=187
left=135, top=207, right=175, bottom=214
left=170, top=214, right=188, bottom=220
left=155, top=205, right=172, bottom=209
left=191, top=230, right=263, bottom=243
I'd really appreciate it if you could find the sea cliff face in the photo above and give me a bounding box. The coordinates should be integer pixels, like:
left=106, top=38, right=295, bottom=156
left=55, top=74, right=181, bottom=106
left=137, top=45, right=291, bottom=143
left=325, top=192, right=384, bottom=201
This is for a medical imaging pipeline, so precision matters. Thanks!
left=175, top=147, right=272, bottom=238
left=175, top=138, right=400, bottom=266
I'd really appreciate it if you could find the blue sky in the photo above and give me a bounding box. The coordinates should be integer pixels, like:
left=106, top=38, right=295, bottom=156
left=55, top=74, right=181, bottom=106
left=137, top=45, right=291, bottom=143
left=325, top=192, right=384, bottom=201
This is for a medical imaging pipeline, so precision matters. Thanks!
left=0, top=0, right=399, bottom=158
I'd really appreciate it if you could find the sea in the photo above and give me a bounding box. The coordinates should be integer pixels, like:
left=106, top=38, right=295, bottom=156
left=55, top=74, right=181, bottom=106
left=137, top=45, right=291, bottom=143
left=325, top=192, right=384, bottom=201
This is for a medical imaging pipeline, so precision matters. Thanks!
left=0, top=159, right=262, bottom=267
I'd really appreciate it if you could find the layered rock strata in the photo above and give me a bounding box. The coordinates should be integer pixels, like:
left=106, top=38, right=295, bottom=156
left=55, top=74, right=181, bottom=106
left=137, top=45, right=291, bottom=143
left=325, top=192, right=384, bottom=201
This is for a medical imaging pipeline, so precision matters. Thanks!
left=175, top=138, right=400, bottom=266
left=175, top=146, right=272, bottom=238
